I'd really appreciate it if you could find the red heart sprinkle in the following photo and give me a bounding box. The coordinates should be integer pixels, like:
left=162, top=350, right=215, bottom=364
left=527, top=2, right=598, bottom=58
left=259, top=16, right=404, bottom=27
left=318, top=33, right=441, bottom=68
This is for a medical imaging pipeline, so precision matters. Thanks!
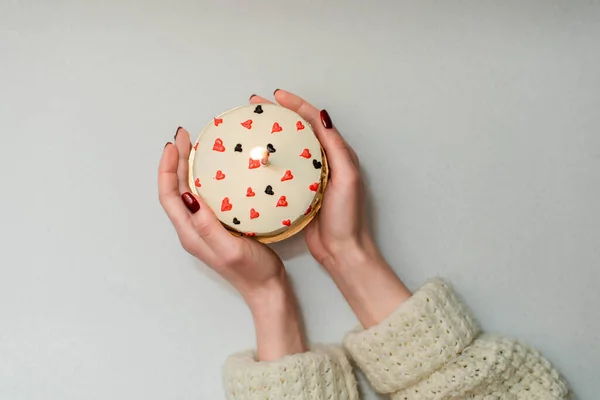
left=271, top=122, right=282, bottom=133
left=246, top=232, right=256, bottom=237
left=193, top=142, right=199, bottom=151
left=250, top=208, right=259, bottom=219
left=241, top=119, right=253, bottom=129
left=212, top=138, right=225, bottom=152
left=194, top=178, right=201, bottom=187
left=304, top=205, right=312, bottom=215
left=282, top=219, right=291, bottom=226
left=276, top=196, right=288, bottom=207
left=246, top=187, right=255, bottom=197
left=281, top=170, right=294, bottom=182
left=300, top=148, right=311, bottom=158
left=309, top=182, right=319, bottom=191
left=214, top=118, right=223, bottom=126
left=215, top=170, right=226, bottom=180
left=221, top=197, right=232, bottom=212
left=296, top=121, right=305, bottom=131
left=248, top=158, right=261, bottom=169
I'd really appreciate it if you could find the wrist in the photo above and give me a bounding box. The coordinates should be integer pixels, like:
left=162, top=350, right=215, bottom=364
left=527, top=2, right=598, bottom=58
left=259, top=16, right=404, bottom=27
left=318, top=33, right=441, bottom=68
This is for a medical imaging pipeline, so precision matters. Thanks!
left=243, top=272, right=289, bottom=312
left=324, top=234, right=382, bottom=274
left=244, top=273, right=307, bottom=361
left=322, top=236, right=412, bottom=329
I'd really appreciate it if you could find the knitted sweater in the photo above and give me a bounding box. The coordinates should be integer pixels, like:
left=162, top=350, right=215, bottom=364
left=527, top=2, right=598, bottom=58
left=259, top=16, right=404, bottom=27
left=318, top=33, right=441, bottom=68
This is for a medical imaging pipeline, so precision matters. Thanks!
left=223, top=279, right=570, bottom=399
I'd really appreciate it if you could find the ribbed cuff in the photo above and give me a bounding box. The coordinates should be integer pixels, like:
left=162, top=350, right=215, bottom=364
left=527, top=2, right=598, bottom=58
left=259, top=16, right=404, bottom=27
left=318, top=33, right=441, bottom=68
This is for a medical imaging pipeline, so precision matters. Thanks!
left=343, top=279, right=480, bottom=394
left=223, top=345, right=358, bottom=400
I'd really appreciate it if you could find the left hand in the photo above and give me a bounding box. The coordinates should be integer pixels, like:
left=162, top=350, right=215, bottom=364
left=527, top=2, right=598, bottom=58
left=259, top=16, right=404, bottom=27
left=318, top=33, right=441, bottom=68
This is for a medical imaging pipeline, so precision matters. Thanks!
left=159, top=127, right=307, bottom=360
left=158, top=127, right=285, bottom=300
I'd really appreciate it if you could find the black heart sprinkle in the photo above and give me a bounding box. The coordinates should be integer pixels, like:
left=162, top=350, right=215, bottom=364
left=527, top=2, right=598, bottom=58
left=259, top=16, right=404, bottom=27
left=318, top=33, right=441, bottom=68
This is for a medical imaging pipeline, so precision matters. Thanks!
left=233, top=218, right=240, bottom=225
left=313, top=159, right=322, bottom=169
left=267, top=143, right=276, bottom=153
left=254, top=105, right=263, bottom=114
left=265, top=185, right=274, bottom=195
left=234, top=143, right=243, bottom=152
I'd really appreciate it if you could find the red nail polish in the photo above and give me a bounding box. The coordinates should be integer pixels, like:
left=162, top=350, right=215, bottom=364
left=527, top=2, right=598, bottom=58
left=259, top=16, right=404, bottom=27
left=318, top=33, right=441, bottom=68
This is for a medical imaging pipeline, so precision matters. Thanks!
left=320, top=109, right=333, bottom=129
left=164, top=142, right=172, bottom=148
left=249, top=94, right=256, bottom=101
left=273, top=89, right=280, bottom=95
left=174, top=126, right=183, bottom=140
left=181, top=192, right=200, bottom=213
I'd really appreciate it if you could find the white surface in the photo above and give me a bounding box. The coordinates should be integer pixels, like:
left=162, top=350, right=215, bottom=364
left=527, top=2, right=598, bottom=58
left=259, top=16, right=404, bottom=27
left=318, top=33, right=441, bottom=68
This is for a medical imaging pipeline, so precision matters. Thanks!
left=0, top=1, right=598, bottom=399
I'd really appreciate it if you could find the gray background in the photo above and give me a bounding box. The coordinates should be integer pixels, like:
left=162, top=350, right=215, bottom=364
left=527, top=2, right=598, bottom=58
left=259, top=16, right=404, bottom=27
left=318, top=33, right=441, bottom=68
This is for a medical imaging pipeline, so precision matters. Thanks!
left=1, top=1, right=599, bottom=399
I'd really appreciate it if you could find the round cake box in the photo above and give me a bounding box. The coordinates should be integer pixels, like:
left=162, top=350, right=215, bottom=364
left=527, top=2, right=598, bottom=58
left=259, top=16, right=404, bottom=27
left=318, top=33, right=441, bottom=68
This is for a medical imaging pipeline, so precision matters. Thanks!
left=188, top=104, right=327, bottom=242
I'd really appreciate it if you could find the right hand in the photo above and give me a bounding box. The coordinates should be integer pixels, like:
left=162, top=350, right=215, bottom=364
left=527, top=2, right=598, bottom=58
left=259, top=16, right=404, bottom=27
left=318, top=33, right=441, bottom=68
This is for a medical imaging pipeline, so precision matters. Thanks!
left=250, top=91, right=374, bottom=268
left=250, top=90, right=411, bottom=328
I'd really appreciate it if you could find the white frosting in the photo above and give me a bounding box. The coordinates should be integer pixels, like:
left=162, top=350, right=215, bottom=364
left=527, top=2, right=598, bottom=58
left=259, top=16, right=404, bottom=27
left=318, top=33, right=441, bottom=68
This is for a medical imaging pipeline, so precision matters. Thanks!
left=190, top=104, right=323, bottom=236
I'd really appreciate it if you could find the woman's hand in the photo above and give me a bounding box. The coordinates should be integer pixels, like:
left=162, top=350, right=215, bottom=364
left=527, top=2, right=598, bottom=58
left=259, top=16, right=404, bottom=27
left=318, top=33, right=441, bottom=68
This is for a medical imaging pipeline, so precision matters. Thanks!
left=250, top=91, right=411, bottom=328
left=158, top=127, right=306, bottom=360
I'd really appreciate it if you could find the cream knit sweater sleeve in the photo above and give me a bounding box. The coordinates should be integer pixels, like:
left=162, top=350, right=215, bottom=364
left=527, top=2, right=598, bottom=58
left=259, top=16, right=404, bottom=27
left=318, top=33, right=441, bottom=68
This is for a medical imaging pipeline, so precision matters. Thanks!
left=224, top=279, right=570, bottom=399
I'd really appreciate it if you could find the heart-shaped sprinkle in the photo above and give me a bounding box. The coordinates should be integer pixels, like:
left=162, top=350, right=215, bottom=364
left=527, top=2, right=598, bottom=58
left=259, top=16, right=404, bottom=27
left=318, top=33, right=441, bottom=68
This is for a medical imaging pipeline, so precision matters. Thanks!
left=296, top=121, right=305, bottom=131
left=281, top=170, right=294, bottom=182
left=248, top=158, right=260, bottom=169
left=193, top=142, right=199, bottom=151
left=221, top=197, right=232, bottom=211
left=246, top=187, right=255, bottom=197
left=254, top=105, right=263, bottom=114
left=266, top=143, right=276, bottom=153
left=246, top=232, right=256, bottom=237
left=233, top=218, right=240, bottom=225
left=234, top=143, right=243, bottom=152
left=271, top=122, right=282, bottom=133
left=282, top=219, right=291, bottom=226
left=304, top=205, right=312, bottom=215
left=309, top=182, right=319, bottom=191
left=300, top=148, right=311, bottom=158
left=214, top=118, right=223, bottom=126
left=194, top=178, right=201, bottom=187
left=276, top=196, right=288, bottom=207
left=241, top=119, right=253, bottom=129
left=265, top=185, right=274, bottom=195
left=250, top=208, right=259, bottom=219
left=215, top=170, right=226, bottom=180
left=212, top=138, right=225, bottom=152
left=313, top=159, right=322, bottom=169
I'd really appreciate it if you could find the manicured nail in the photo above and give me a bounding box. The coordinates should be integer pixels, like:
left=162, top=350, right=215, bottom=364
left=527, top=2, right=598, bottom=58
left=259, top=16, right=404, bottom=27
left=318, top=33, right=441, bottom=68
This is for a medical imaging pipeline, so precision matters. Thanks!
left=249, top=94, right=257, bottom=101
left=174, top=126, right=183, bottom=140
left=164, top=142, right=172, bottom=148
left=320, top=109, right=333, bottom=129
left=181, top=192, right=200, bottom=214
left=273, top=89, right=280, bottom=95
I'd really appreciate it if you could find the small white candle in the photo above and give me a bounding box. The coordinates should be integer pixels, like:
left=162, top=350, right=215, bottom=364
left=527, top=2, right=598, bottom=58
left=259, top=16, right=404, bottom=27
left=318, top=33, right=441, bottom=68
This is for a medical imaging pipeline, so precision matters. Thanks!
left=250, top=146, right=270, bottom=166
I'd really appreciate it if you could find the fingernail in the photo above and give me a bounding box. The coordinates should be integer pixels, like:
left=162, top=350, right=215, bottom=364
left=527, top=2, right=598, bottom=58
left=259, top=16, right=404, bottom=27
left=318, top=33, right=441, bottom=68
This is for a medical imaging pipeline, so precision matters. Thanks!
left=273, top=88, right=280, bottom=95
left=164, top=142, right=172, bottom=148
left=174, top=126, right=183, bottom=140
left=181, top=192, right=200, bottom=214
left=320, top=109, right=333, bottom=129
left=249, top=94, right=256, bottom=101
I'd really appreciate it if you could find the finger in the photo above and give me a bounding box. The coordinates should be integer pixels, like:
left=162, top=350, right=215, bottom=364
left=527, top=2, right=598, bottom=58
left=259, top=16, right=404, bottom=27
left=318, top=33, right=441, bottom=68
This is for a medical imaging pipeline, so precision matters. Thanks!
left=160, top=144, right=214, bottom=258
left=249, top=94, right=274, bottom=104
left=181, top=191, right=237, bottom=253
left=174, top=126, right=192, bottom=195
left=273, top=90, right=355, bottom=174
left=347, top=144, right=360, bottom=167
left=158, top=143, right=200, bottom=235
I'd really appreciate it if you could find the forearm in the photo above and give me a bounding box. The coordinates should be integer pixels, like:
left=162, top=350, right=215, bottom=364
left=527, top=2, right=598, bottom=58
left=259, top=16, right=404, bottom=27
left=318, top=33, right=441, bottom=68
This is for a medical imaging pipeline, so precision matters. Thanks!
left=244, top=273, right=307, bottom=361
left=324, top=237, right=411, bottom=328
